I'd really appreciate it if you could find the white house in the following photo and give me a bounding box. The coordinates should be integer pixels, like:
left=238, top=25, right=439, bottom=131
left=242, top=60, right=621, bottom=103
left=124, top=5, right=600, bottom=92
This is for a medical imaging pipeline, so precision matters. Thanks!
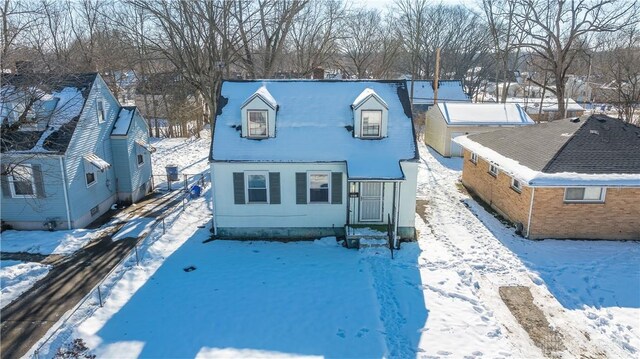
left=209, top=80, right=419, bottom=242
left=425, top=102, right=535, bottom=157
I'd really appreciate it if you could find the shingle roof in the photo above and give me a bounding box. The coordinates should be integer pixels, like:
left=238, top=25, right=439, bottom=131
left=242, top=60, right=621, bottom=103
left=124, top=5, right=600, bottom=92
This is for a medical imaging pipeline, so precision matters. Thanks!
left=466, top=115, right=640, bottom=174
left=1, top=73, right=97, bottom=154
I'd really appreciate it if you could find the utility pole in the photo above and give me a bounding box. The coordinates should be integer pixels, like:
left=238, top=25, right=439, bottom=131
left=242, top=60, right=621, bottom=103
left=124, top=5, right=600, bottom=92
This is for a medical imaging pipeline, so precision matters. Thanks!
left=433, top=48, right=441, bottom=104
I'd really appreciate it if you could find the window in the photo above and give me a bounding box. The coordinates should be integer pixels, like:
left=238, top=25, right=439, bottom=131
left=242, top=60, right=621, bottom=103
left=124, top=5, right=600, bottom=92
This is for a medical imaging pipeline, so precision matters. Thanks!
left=361, top=110, right=382, bottom=137
left=470, top=152, right=478, bottom=164
left=246, top=172, right=268, bottom=203
left=85, top=162, right=96, bottom=187
left=137, top=153, right=144, bottom=166
left=96, top=100, right=104, bottom=123
left=564, top=187, right=605, bottom=202
left=511, top=178, right=522, bottom=193
left=309, top=172, right=330, bottom=203
left=489, top=164, right=498, bottom=177
left=248, top=110, right=268, bottom=137
left=9, top=164, right=36, bottom=198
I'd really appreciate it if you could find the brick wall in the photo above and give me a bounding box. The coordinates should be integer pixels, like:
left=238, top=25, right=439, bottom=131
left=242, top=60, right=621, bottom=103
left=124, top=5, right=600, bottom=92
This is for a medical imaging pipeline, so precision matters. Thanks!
left=461, top=149, right=640, bottom=240
left=460, top=149, right=533, bottom=230
left=530, top=187, right=640, bottom=240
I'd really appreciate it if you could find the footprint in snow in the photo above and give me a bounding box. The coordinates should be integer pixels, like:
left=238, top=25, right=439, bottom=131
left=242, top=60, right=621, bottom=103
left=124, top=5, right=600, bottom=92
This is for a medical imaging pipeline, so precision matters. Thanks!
left=356, top=328, right=369, bottom=338
left=336, top=329, right=345, bottom=338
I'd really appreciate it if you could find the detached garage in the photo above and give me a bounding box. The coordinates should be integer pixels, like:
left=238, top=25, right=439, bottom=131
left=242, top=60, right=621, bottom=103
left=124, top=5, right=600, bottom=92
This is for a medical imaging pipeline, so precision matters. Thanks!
left=424, top=103, right=535, bottom=157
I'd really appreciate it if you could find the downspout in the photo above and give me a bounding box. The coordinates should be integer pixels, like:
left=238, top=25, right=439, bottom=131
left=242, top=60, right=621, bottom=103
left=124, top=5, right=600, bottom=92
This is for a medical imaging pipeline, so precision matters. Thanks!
left=210, top=168, right=217, bottom=236
left=526, top=186, right=535, bottom=238
left=59, top=156, right=72, bottom=230
left=394, top=182, right=401, bottom=248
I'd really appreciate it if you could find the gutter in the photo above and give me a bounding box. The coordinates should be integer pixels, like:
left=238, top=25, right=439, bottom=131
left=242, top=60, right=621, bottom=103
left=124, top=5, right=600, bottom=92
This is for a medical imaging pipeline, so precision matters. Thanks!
left=59, top=156, right=72, bottom=230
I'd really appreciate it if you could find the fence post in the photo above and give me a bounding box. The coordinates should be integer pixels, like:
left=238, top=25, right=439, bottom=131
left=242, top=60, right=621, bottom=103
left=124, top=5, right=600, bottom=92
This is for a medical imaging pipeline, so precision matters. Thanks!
left=163, top=218, right=166, bottom=234
left=97, top=286, right=103, bottom=307
left=135, top=245, right=140, bottom=266
left=184, top=174, right=188, bottom=192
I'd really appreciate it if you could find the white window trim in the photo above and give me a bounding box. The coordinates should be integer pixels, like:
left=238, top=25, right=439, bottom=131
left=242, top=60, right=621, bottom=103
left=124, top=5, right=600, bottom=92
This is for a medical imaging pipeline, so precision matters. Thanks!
left=9, top=164, right=36, bottom=198
left=361, top=110, right=382, bottom=138
left=247, top=110, right=269, bottom=138
left=245, top=171, right=269, bottom=204
left=489, top=163, right=499, bottom=177
left=470, top=152, right=478, bottom=164
left=564, top=187, right=606, bottom=203
left=97, top=100, right=105, bottom=124
left=307, top=171, right=331, bottom=204
left=511, top=178, right=522, bottom=193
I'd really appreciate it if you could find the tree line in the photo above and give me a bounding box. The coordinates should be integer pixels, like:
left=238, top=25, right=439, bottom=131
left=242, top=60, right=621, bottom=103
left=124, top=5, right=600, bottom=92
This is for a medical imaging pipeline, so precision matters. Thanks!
left=2, top=0, right=639, bottom=134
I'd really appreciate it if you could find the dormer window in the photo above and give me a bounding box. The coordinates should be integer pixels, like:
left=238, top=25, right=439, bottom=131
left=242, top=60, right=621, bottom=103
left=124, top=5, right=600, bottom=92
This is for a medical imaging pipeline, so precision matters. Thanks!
left=248, top=110, right=268, bottom=137
left=352, top=88, right=388, bottom=139
left=361, top=110, right=382, bottom=137
left=241, top=86, right=277, bottom=139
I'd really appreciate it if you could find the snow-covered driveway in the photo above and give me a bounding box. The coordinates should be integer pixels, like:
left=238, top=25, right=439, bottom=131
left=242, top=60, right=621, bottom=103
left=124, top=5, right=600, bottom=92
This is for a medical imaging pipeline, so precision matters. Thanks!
left=416, top=144, right=640, bottom=358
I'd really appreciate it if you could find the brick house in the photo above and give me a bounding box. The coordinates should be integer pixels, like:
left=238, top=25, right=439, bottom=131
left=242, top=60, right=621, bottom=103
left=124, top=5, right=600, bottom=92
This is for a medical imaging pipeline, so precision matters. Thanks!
left=454, top=115, right=640, bottom=240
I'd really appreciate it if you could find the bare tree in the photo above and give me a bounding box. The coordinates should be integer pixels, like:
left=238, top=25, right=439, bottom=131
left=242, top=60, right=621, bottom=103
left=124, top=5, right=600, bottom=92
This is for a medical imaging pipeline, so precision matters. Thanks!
left=338, top=8, right=384, bottom=78
left=513, top=0, right=638, bottom=119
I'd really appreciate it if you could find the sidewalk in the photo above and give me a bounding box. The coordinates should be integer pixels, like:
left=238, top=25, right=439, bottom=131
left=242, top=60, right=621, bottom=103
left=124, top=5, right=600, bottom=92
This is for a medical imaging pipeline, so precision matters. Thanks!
left=0, top=191, right=185, bottom=359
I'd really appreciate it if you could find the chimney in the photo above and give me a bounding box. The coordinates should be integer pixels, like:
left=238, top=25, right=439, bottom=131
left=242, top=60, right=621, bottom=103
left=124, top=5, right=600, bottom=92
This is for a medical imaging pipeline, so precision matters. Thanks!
left=312, top=67, right=325, bottom=80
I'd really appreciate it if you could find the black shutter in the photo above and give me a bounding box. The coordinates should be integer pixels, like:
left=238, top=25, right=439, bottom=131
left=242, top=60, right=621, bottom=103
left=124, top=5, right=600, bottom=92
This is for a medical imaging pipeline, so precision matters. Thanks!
left=269, top=172, right=280, bottom=204
left=1, top=165, right=10, bottom=198
left=233, top=172, right=245, bottom=204
left=295, top=172, right=307, bottom=204
left=32, top=164, right=46, bottom=198
left=331, top=172, right=342, bottom=204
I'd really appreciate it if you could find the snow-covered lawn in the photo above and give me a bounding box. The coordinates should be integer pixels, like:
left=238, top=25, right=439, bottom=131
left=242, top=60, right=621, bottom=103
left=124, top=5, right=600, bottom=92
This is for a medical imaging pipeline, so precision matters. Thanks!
left=0, top=229, right=95, bottom=255
left=27, top=139, right=639, bottom=359
left=150, top=135, right=211, bottom=188
left=1, top=260, right=51, bottom=309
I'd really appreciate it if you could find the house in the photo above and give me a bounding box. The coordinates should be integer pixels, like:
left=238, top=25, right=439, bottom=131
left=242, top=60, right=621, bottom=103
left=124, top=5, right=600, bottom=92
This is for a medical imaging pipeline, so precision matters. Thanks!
left=209, top=80, right=419, bottom=241
left=425, top=103, right=534, bottom=157
left=1, top=73, right=153, bottom=230
left=454, top=115, right=640, bottom=240
left=408, top=80, right=470, bottom=124
left=503, top=97, right=585, bottom=121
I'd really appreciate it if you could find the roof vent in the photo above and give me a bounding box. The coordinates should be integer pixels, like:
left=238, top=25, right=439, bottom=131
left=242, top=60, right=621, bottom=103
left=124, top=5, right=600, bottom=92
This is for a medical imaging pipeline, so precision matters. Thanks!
left=596, top=117, right=607, bottom=123
left=570, top=118, right=580, bottom=123
left=590, top=130, right=599, bottom=135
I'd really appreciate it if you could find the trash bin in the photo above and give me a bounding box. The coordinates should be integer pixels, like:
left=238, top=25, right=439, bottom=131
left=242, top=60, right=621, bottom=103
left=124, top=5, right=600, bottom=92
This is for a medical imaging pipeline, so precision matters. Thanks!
left=165, top=165, right=179, bottom=181
left=190, top=185, right=201, bottom=198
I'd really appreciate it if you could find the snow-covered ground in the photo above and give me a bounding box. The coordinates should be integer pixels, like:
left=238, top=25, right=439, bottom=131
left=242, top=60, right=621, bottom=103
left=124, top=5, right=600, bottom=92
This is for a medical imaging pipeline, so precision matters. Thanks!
left=150, top=134, right=211, bottom=189
left=1, top=260, right=51, bottom=308
left=0, top=229, right=95, bottom=255
left=25, top=139, right=640, bottom=358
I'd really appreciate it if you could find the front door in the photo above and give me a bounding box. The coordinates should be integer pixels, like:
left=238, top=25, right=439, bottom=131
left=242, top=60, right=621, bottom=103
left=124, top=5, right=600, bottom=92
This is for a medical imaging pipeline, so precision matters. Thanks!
left=359, top=182, right=383, bottom=222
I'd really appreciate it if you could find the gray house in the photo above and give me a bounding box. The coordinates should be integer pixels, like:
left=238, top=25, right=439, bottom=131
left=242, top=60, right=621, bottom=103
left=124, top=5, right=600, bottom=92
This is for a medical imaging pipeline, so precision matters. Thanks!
left=1, top=73, right=153, bottom=230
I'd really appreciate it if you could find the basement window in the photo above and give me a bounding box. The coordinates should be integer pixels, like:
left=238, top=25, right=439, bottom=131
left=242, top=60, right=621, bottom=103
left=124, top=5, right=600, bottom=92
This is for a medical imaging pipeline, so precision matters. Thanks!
left=488, top=164, right=498, bottom=177
left=564, top=187, right=605, bottom=203
left=470, top=152, right=478, bottom=164
left=511, top=178, right=522, bottom=193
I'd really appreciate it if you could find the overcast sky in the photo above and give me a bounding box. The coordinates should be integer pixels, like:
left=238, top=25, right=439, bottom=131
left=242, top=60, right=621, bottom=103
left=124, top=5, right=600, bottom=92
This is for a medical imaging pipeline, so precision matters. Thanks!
left=352, top=0, right=480, bottom=12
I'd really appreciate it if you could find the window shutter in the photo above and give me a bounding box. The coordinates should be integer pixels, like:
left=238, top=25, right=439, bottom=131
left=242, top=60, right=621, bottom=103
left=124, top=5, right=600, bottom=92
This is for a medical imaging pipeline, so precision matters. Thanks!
left=233, top=172, right=245, bottom=204
left=331, top=172, right=342, bottom=204
left=269, top=172, right=280, bottom=204
left=1, top=165, right=10, bottom=198
left=295, top=172, right=307, bottom=204
left=32, top=164, right=46, bottom=198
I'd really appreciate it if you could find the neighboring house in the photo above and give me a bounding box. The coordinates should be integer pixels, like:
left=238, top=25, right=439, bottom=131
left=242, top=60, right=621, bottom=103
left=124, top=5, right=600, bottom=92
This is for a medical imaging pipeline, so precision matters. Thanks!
left=210, top=80, right=419, bottom=241
left=425, top=103, right=534, bottom=157
left=409, top=79, right=470, bottom=113
left=1, top=73, right=153, bottom=230
left=454, top=115, right=640, bottom=240
left=503, top=97, right=585, bottom=121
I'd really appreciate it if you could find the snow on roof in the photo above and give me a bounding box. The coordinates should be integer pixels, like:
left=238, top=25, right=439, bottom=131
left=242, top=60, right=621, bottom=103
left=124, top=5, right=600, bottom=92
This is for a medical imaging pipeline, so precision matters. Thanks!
left=409, top=80, right=470, bottom=104
left=242, top=85, right=278, bottom=110
left=454, top=135, right=640, bottom=187
left=212, top=80, right=417, bottom=179
left=31, top=87, right=85, bottom=152
left=352, top=88, right=388, bottom=109
left=438, top=103, right=534, bottom=125
left=84, top=153, right=111, bottom=171
left=112, top=107, right=134, bottom=135
left=504, top=97, right=585, bottom=112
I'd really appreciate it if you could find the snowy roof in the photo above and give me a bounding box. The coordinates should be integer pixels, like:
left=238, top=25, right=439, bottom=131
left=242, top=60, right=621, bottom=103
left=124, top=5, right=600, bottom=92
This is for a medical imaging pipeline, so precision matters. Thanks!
left=409, top=80, right=470, bottom=105
left=112, top=106, right=135, bottom=135
left=352, top=88, right=388, bottom=109
left=211, top=80, right=418, bottom=179
left=503, top=97, right=585, bottom=112
left=453, top=115, right=640, bottom=186
left=242, top=85, right=277, bottom=110
left=84, top=153, right=111, bottom=171
left=0, top=73, right=97, bottom=154
left=437, top=103, right=534, bottom=125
